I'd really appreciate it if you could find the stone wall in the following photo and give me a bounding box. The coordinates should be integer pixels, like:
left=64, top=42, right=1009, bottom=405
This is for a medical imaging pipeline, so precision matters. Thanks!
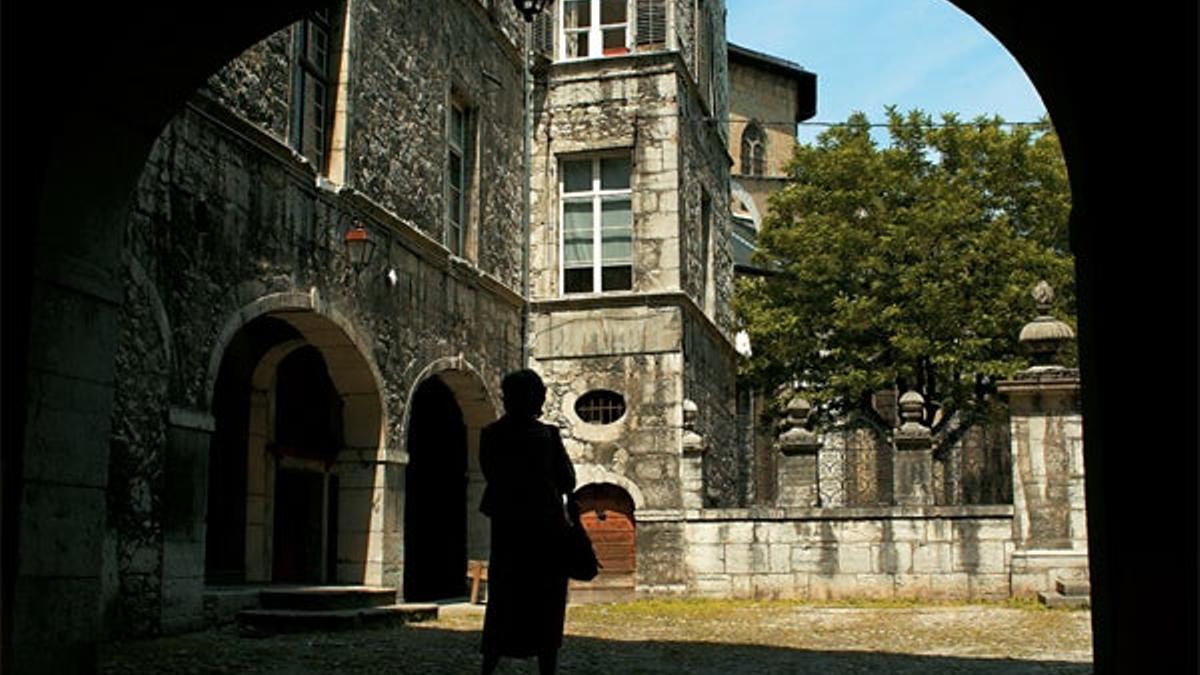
left=530, top=55, right=684, bottom=299
left=682, top=308, right=739, bottom=507
left=205, top=0, right=525, bottom=285
left=677, top=68, right=734, bottom=337
left=728, top=60, right=798, bottom=178
left=201, top=29, right=291, bottom=141
left=105, top=1, right=526, bottom=636
left=670, top=506, right=1016, bottom=600
left=531, top=301, right=685, bottom=512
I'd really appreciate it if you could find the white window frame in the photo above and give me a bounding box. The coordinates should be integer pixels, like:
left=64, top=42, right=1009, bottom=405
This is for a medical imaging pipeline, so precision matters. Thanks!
left=559, top=0, right=631, bottom=61
left=559, top=154, right=634, bottom=295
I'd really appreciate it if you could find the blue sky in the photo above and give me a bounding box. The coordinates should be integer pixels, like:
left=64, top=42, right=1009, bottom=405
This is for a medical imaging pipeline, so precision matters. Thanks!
left=725, top=0, right=1048, bottom=145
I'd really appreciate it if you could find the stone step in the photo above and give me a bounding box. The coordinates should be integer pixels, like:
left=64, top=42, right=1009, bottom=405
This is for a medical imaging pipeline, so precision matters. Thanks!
left=1055, top=578, right=1091, bottom=597
left=568, top=587, right=636, bottom=605
left=1038, top=591, right=1090, bottom=609
left=258, top=586, right=398, bottom=611
left=236, top=603, right=438, bottom=636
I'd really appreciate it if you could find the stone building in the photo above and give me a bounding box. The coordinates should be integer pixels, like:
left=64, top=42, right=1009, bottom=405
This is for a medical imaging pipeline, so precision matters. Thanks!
left=727, top=43, right=816, bottom=238
left=105, top=0, right=532, bottom=635
left=98, top=0, right=762, bottom=630
left=525, top=0, right=740, bottom=601
left=90, top=0, right=1085, bottom=641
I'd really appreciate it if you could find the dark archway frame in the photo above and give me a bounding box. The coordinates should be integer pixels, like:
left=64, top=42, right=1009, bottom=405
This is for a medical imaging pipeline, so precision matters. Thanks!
left=2, top=3, right=1195, bottom=673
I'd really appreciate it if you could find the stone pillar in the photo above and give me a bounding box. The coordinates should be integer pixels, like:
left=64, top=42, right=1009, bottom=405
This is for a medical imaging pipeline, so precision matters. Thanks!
left=162, top=407, right=214, bottom=633
left=680, top=399, right=706, bottom=509
left=775, top=396, right=822, bottom=507
left=892, top=390, right=934, bottom=506
left=998, top=281, right=1087, bottom=594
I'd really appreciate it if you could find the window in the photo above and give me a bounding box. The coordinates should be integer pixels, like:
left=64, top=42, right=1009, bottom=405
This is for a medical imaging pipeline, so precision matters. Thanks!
left=291, top=9, right=335, bottom=171
left=741, top=122, right=765, bottom=176
left=694, top=0, right=715, bottom=110
left=635, top=0, right=667, bottom=51
left=561, top=155, right=633, bottom=294
left=700, top=190, right=715, bottom=315
left=562, top=0, right=629, bottom=60
left=446, top=99, right=470, bottom=255
left=576, top=390, right=627, bottom=424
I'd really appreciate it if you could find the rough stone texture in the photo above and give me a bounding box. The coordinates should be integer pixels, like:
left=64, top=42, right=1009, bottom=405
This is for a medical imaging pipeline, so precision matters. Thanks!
left=103, top=259, right=172, bottom=636
left=530, top=56, right=685, bottom=300
left=202, top=29, right=292, bottom=141
left=679, top=507, right=1017, bottom=601
left=534, top=335, right=683, bottom=511
left=107, top=1, right=526, bottom=638
left=349, top=0, right=523, bottom=279
left=682, top=310, right=739, bottom=507
left=1002, top=380, right=1085, bottom=551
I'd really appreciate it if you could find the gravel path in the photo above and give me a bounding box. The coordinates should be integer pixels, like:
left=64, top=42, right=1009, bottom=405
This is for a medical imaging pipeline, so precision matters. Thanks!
left=100, top=600, right=1092, bottom=674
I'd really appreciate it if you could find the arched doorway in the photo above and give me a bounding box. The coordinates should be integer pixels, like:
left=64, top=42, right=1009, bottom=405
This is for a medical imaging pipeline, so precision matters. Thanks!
left=205, top=306, right=384, bottom=588
left=270, top=345, right=342, bottom=583
left=402, top=364, right=498, bottom=602
left=572, top=483, right=637, bottom=604
left=403, top=376, right=469, bottom=601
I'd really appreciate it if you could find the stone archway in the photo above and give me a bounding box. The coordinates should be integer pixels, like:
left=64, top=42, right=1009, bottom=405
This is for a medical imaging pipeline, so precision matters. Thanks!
left=401, top=359, right=497, bottom=601
left=6, top=4, right=1195, bottom=672
left=205, top=298, right=387, bottom=588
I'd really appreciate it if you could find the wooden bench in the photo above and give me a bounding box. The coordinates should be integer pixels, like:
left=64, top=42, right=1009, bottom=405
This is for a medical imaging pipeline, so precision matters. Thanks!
left=467, top=559, right=489, bottom=604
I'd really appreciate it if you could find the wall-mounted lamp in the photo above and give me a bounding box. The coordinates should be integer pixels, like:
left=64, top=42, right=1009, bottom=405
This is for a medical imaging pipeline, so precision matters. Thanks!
left=513, top=0, right=553, bottom=22
left=344, top=222, right=377, bottom=273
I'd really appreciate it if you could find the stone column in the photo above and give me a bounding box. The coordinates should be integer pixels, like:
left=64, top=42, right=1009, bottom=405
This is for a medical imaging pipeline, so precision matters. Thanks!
left=680, top=399, right=706, bottom=509
left=775, top=397, right=822, bottom=507
left=162, top=407, right=214, bottom=633
left=998, top=281, right=1087, bottom=595
left=892, top=390, right=934, bottom=506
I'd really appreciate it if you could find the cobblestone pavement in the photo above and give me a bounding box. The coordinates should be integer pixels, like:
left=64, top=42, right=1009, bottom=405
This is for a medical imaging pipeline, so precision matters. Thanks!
left=99, top=600, right=1093, bottom=674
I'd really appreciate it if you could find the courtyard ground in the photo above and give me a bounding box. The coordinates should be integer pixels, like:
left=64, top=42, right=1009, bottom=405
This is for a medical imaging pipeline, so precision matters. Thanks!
left=99, top=598, right=1093, bottom=674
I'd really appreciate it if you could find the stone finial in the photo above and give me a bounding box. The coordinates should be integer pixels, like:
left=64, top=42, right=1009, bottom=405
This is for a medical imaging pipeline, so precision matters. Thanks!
left=1018, top=280, right=1076, bottom=368
left=898, top=390, right=925, bottom=425
left=1032, top=280, right=1055, bottom=313
left=778, top=395, right=821, bottom=456
left=682, top=399, right=705, bottom=456
left=682, top=398, right=699, bottom=431
left=785, top=395, right=812, bottom=428
left=894, top=389, right=932, bottom=449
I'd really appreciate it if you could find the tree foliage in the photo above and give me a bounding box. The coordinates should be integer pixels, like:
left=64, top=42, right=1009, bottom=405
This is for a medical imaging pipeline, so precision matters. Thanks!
left=736, top=108, right=1074, bottom=420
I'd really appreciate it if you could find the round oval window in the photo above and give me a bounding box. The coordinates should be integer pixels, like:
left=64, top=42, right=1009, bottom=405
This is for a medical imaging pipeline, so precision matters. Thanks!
left=574, top=390, right=627, bottom=424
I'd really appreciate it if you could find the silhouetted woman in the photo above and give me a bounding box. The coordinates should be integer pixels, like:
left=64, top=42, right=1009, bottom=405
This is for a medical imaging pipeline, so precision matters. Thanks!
left=479, top=369, right=575, bottom=675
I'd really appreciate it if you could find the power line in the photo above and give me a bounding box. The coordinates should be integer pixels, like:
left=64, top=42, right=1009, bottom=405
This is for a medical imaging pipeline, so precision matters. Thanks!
left=615, top=111, right=1048, bottom=128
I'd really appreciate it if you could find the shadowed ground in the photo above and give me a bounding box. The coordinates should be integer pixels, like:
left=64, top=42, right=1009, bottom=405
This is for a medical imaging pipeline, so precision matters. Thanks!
left=99, top=599, right=1092, bottom=674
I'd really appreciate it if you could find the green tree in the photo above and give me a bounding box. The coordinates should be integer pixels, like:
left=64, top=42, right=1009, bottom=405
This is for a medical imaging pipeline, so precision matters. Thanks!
left=736, top=108, right=1074, bottom=421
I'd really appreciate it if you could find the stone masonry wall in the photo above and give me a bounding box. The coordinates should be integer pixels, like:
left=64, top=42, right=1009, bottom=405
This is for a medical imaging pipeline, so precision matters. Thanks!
left=728, top=60, right=798, bottom=178
left=531, top=303, right=685, bottom=511
left=202, top=29, right=291, bottom=141
left=206, top=0, right=525, bottom=287
left=673, top=506, right=1016, bottom=600
left=107, top=2, right=526, bottom=635
left=682, top=309, right=739, bottom=507
left=349, top=0, right=524, bottom=284
left=677, top=68, right=734, bottom=338
left=531, top=55, right=684, bottom=299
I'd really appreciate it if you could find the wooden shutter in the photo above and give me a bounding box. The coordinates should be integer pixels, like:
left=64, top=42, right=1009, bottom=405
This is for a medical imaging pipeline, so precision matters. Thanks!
left=532, top=10, right=554, bottom=57
left=636, top=0, right=667, bottom=49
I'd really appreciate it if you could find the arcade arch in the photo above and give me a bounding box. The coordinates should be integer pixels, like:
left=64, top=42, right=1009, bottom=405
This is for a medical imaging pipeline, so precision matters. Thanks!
left=204, top=300, right=387, bottom=586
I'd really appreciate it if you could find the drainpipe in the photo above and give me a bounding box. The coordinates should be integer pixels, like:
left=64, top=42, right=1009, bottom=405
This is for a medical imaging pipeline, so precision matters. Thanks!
left=520, top=19, right=533, bottom=368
